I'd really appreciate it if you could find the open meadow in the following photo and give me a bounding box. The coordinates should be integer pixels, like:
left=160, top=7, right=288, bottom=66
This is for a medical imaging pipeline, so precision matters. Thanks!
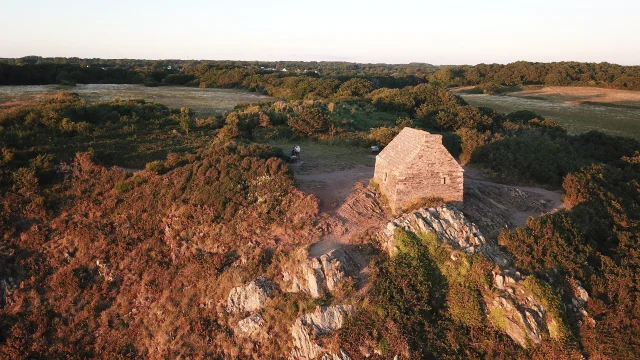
left=455, top=86, right=640, bottom=139
left=0, top=84, right=277, bottom=116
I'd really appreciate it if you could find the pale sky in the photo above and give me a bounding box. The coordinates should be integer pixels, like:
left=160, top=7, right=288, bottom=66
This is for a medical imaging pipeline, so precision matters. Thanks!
left=2, top=0, right=639, bottom=65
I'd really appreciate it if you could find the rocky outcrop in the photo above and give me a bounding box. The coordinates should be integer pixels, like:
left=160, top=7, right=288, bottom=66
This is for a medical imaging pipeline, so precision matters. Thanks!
left=227, top=277, right=275, bottom=314
left=283, top=248, right=358, bottom=299
left=96, top=259, right=115, bottom=282
left=566, top=279, right=595, bottom=328
left=380, top=205, right=566, bottom=348
left=235, top=313, right=266, bottom=337
left=0, top=277, right=16, bottom=307
left=486, top=268, right=570, bottom=347
left=379, top=205, right=510, bottom=266
left=290, top=305, right=354, bottom=359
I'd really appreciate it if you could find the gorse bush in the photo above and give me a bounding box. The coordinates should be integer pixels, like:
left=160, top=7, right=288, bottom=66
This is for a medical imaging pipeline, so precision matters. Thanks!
left=498, top=158, right=640, bottom=358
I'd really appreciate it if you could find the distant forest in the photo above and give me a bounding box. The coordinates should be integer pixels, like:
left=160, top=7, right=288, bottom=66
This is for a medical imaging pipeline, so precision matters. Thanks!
left=1, top=56, right=640, bottom=92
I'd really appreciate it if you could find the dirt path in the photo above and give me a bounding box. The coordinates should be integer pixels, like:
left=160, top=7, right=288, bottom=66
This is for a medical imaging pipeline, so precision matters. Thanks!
left=290, top=154, right=566, bottom=291
left=295, top=164, right=374, bottom=213
left=462, top=165, right=565, bottom=238
left=465, top=178, right=563, bottom=227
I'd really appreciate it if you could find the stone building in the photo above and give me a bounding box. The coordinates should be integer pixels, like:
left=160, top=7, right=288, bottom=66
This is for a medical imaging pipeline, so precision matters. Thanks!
left=373, top=127, right=463, bottom=212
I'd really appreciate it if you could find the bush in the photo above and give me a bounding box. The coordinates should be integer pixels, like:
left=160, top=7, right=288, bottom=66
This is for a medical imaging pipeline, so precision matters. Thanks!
left=447, top=282, right=484, bottom=327
left=145, top=160, right=166, bottom=174
left=368, top=126, right=398, bottom=147
left=287, top=106, right=330, bottom=136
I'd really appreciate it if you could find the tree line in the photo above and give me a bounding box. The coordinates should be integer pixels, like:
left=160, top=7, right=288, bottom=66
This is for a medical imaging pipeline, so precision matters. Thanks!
left=2, top=57, right=640, bottom=92
left=429, top=61, right=640, bottom=91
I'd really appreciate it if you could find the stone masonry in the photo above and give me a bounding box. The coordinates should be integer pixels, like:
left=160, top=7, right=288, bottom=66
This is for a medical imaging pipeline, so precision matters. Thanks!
left=373, top=127, right=463, bottom=212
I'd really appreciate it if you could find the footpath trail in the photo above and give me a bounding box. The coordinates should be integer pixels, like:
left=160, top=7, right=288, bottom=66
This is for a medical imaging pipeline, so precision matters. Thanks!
left=465, top=177, right=564, bottom=227
left=293, top=159, right=565, bottom=256
left=294, top=164, right=374, bottom=213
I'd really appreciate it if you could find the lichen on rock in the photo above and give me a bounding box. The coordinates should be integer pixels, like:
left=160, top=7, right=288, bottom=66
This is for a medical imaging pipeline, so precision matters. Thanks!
left=282, top=248, right=358, bottom=299
left=226, top=277, right=275, bottom=314
left=290, top=305, right=354, bottom=359
left=379, top=205, right=569, bottom=348
left=235, top=313, right=266, bottom=337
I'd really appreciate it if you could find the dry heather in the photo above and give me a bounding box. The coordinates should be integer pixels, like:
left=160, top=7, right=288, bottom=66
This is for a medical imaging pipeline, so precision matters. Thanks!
left=0, top=141, right=320, bottom=358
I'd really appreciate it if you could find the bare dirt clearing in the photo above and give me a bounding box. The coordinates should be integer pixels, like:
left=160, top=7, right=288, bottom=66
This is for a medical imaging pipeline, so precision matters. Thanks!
left=286, top=143, right=565, bottom=293
left=268, top=142, right=375, bottom=212
left=295, top=166, right=374, bottom=212
left=0, top=84, right=277, bottom=116
left=515, top=86, right=640, bottom=106
left=462, top=164, right=564, bottom=238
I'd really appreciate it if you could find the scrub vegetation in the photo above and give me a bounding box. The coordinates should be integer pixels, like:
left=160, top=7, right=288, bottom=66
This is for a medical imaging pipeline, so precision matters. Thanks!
left=0, top=57, right=639, bottom=359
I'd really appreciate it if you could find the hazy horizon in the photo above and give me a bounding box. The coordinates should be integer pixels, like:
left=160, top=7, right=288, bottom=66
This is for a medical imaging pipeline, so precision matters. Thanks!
left=3, top=0, right=640, bottom=66
left=4, top=56, right=639, bottom=68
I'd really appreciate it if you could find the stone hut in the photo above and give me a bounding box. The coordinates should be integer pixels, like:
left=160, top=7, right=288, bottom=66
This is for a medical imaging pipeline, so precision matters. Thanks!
left=373, top=127, right=463, bottom=212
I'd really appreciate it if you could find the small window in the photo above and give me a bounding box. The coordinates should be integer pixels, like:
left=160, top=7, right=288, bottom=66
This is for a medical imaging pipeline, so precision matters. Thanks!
left=442, top=176, right=447, bottom=185
left=384, top=172, right=388, bottom=182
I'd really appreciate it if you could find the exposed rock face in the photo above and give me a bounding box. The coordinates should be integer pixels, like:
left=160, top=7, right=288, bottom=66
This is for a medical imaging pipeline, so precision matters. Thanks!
left=227, top=277, right=274, bottom=314
left=567, top=280, right=595, bottom=328
left=96, top=259, right=115, bottom=282
left=283, top=248, right=358, bottom=299
left=0, top=277, right=16, bottom=307
left=235, top=313, right=266, bottom=337
left=380, top=206, right=565, bottom=348
left=485, top=274, right=557, bottom=347
left=320, top=350, right=351, bottom=360
left=290, top=305, right=355, bottom=359
left=379, top=205, right=510, bottom=266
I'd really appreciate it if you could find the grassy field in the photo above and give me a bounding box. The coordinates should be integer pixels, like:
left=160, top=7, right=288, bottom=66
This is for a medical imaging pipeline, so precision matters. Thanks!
left=267, top=140, right=375, bottom=175
left=329, top=103, right=404, bottom=131
left=455, top=86, right=640, bottom=139
left=0, top=84, right=277, bottom=116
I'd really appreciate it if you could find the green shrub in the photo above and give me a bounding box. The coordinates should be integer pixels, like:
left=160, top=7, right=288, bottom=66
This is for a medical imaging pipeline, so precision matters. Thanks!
left=114, top=175, right=145, bottom=194
left=145, top=160, right=166, bottom=174
left=447, top=282, right=484, bottom=327
left=488, top=306, right=508, bottom=332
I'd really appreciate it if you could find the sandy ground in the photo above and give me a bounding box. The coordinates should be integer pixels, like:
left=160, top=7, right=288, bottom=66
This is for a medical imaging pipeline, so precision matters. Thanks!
left=516, top=86, right=640, bottom=106
left=451, top=85, right=640, bottom=106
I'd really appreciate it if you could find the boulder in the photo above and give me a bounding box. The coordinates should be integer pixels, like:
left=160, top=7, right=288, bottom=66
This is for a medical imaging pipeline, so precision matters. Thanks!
left=569, top=280, right=595, bottom=327
left=0, top=277, right=16, bottom=307
left=290, top=305, right=355, bottom=359
left=283, top=248, right=358, bottom=299
left=96, top=260, right=115, bottom=282
left=227, top=277, right=274, bottom=314
left=235, top=313, right=266, bottom=337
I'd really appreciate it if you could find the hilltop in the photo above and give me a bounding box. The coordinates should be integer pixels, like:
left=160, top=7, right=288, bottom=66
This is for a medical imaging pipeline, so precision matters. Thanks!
left=0, top=61, right=639, bottom=359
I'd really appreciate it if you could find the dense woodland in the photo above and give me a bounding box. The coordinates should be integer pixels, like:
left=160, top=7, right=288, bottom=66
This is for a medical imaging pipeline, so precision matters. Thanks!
left=2, top=57, right=640, bottom=92
left=1, top=58, right=639, bottom=358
